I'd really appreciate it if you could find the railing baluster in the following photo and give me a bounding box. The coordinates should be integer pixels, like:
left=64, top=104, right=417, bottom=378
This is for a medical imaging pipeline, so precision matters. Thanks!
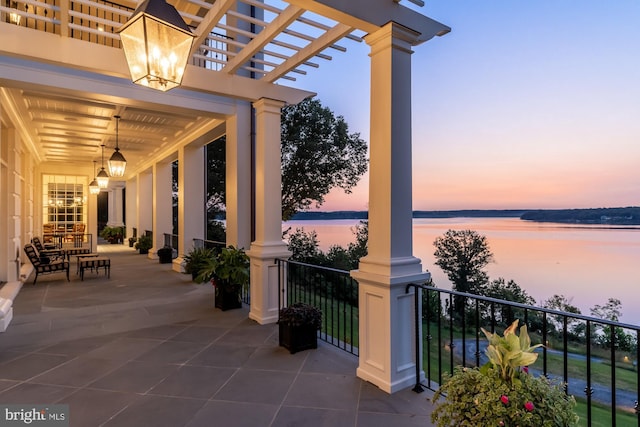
left=563, top=315, right=569, bottom=387
left=611, top=325, right=616, bottom=427
left=474, top=298, right=480, bottom=367
left=586, top=320, right=592, bottom=427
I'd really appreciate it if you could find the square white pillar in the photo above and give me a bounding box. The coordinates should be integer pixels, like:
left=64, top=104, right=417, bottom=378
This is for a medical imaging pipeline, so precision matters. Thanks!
left=247, top=98, right=291, bottom=325
left=225, top=101, right=252, bottom=250
left=351, top=22, right=430, bottom=394
left=136, top=171, right=153, bottom=237
left=107, top=184, right=125, bottom=228
left=150, top=160, right=173, bottom=259
left=174, top=144, right=205, bottom=272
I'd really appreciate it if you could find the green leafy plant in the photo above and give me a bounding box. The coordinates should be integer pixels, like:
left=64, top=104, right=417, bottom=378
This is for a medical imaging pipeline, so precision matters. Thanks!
left=134, top=234, right=152, bottom=252
left=196, top=246, right=249, bottom=292
left=279, top=302, right=322, bottom=329
left=183, top=247, right=216, bottom=280
left=431, top=320, right=579, bottom=427
left=100, top=226, right=124, bottom=242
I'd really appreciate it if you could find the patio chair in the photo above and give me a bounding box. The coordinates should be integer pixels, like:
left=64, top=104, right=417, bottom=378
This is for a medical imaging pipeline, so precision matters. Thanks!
left=31, top=237, right=65, bottom=260
left=24, top=243, right=70, bottom=285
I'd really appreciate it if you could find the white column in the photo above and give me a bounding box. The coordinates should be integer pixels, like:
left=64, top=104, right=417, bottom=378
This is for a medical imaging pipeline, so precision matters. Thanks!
left=247, top=98, right=290, bottom=325
left=137, top=171, right=153, bottom=238
left=107, top=183, right=125, bottom=227
left=150, top=160, right=172, bottom=259
left=125, top=176, right=138, bottom=241
left=351, top=22, right=430, bottom=394
left=225, top=101, right=252, bottom=250
left=173, top=145, right=205, bottom=272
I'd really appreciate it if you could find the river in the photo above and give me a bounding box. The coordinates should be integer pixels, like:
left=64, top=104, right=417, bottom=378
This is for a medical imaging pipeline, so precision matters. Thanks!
left=282, top=217, right=640, bottom=326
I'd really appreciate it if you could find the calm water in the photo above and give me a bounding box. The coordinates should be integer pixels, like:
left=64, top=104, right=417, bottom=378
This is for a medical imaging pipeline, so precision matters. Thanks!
left=283, top=218, right=640, bottom=325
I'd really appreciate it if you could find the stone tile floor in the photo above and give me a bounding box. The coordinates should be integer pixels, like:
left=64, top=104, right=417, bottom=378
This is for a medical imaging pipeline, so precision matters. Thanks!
left=0, top=245, right=436, bottom=426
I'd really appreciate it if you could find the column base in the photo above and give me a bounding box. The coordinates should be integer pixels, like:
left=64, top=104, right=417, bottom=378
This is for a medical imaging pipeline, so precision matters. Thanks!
left=247, top=242, right=291, bottom=325
left=172, top=256, right=187, bottom=273
left=351, top=264, right=430, bottom=394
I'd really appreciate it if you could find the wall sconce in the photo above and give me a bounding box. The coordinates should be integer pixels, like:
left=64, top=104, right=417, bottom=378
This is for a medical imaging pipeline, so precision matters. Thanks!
left=117, top=0, right=195, bottom=91
left=96, top=145, right=110, bottom=189
left=108, top=115, right=126, bottom=177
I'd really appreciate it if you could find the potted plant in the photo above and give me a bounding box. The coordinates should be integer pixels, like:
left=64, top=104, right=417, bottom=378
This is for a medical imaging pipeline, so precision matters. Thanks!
left=100, top=226, right=124, bottom=244
left=196, top=245, right=249, bottom=311
left=128, top=236, right=137, bottom=248
left=134, top=234, right=153, bottom=254
left=278, top=302, right=322, bottom=354
left=431, top=320, right=579, bottom=427
left=184, top=247, right=215, bottom=281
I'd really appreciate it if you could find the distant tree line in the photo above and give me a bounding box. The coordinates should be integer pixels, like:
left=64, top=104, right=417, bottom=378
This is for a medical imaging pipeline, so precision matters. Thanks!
left=521, top=207, right=640, bottom=225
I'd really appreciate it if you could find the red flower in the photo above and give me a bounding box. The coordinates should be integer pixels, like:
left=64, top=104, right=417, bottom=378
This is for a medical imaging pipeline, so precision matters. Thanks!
left=522, top=366, right=529, bottom=374
left=524, top=401, right=535, bottom=412
left=500, top=395, right=509, bottom=405
left=499, top=422, right=505, bottom=427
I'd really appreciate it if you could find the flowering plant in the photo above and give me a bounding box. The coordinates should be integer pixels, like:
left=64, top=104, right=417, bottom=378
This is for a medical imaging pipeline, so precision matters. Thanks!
left=431, top=320, right=579, bottom=427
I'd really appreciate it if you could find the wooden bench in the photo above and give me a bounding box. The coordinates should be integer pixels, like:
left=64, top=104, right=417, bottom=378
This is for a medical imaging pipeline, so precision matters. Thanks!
left=79, top=257, right=111, bottom=281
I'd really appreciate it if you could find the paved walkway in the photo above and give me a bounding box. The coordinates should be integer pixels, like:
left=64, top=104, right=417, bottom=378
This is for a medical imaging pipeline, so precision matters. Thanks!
left=0, top=245, right=437, bottom=427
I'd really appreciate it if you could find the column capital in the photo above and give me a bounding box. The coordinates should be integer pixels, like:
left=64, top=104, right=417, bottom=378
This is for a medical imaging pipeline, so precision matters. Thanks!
left=253, top=98, right=286, bottom=114
left=365, top=21, right=420, bottom=54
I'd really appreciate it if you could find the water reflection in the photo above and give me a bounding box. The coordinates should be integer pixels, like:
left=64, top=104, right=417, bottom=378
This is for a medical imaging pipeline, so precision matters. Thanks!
left=283, top=218, right=640, bottom=325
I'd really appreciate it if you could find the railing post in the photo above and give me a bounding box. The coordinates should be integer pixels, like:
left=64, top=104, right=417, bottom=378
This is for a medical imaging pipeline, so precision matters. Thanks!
left=406, top=283, right=424, bottom=393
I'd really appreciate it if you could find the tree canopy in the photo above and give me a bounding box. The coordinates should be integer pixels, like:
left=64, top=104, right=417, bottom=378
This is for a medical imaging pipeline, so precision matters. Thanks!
left=204, top=98, right=368, bottom=223
left=281, top=98, right=368, bottom=220
left=433, top=229, right=493, bottom=294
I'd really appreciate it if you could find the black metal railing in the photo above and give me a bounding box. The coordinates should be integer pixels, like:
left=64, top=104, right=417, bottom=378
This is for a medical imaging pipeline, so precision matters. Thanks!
left=192, top=238, right=226, bottom=252
left=407, top=283, right=640, bottom=427
left=276, top=259, right=358, bottom=355
left=163, top=233, right=178, bottom=250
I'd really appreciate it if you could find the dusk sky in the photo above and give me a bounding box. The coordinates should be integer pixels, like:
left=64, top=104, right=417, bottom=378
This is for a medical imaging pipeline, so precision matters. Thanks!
left=288, top=1, right=640, bottom=211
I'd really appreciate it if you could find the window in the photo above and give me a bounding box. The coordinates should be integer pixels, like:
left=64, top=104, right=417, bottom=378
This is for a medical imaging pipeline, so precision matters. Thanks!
left=42, top=175, right=88, bottom=233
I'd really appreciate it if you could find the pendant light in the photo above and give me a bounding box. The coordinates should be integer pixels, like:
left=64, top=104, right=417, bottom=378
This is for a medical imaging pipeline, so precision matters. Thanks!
left=89, top=161, right=100, bottom=195
left=117, top=0, right=195, bottom=91
left=108, top=115, right=126, bottom=177
left=96, top=144, right=110, bottom=189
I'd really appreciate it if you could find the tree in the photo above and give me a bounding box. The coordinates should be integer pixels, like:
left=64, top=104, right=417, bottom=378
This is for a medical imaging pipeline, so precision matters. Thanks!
left=542, top=294, right=583, bottom=342
left=204, top=100, right=367, bottom=222
left=281, top=98, right=368, bottom=220
left=346, top=220, right=368, bottom=269
left=590, top=298, right=633, bottom=351
left=484, top=278, right=536, bottom=326
left=205, top=136, right=226, bottom=217
left=433, top=229, right=493, bottom=295
left=433, top=229, right=493, bottom=320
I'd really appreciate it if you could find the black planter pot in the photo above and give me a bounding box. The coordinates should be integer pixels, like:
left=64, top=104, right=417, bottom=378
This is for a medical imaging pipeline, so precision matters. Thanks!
left=139, top=248, right=149, bottom=255
left=279, top=323, right=318, bottom=354
left=214, top=286, right=242, bottom=311
left=157, top=247, right=173, bottom=264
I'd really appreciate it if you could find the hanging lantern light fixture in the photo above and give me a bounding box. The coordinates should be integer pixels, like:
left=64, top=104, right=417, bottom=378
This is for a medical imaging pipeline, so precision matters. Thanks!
left=108, top=115, right=126, bottom=177
left=89, top=161, right=100, bottom=195
left=117, top=0, right=195, bottom=91
left=96, top=145, right=110, bottom=189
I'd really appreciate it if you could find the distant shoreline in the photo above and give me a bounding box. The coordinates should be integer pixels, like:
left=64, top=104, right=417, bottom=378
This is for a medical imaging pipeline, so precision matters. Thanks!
left=289, top=207, right=640, bottom=226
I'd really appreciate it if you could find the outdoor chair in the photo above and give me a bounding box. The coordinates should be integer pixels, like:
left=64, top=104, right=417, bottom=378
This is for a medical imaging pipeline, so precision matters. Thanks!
left=24, top=243, right=70, bottom=285
left=31, top=237, right=65, bottom=260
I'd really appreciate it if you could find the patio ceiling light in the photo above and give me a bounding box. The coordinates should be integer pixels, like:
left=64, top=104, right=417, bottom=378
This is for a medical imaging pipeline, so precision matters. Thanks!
left=108, top=115, right=126, bottom=177
left=117, top=0, right=195, bottom=91
left=89, top=160, right=100, bottom=195
left=97, top=145, right=109, bottom=189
